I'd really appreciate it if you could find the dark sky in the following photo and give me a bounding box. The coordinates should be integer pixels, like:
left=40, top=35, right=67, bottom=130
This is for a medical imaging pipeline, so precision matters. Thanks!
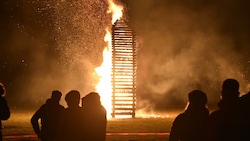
left=1, top=0, right=250, bottom=113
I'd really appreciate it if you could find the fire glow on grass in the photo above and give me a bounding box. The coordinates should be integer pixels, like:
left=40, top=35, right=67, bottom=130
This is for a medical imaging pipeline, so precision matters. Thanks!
left=94, top=0, right=123, bottom=118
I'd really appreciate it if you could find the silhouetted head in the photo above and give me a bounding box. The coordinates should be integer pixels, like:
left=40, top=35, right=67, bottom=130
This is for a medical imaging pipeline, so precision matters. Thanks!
left=82, top=92, right=101, bottom=107
left=0, top=83, right=6, bottom=97
left=221, top=79, right=239, bottom=100
left=188, top=90, right=207, bottom=106
left=51, top=90, right=62, bottom=103
left=65, top=90, right=80, bottom=107
left=87, top=92, right=100, bottom=102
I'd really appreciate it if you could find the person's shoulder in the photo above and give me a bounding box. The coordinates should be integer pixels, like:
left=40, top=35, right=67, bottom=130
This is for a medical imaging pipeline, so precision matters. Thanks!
left=101, top=105, right=106, bottom=111
left=239, top=92, right=250, bottom=112
left=171, top=112, right=187, bottom=126
left=240, top=92, right=250, bottom=101
left=33, top=104, right=47, bottom=113
left=209, top=109, right=225, bottom=121
left=58, top=105, right=65, bottom=109
left=174, top=112, right=186, bottom=120
left=39, top=104, right=47, bottom=109
left=210, top=109, right=221, bottom=115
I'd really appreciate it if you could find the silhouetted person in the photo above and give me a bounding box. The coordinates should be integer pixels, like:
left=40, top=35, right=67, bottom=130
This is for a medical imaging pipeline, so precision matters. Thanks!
left=0, top=83, right=10, bottom=141
left=169, top=90, right=209, bottom=141
left=31, top=90, right=65, bottom=141
left=239, top=91, right=250, bottom=140
left=207, top=78, right=245, bottom=141
left=57, top=90, right=84, bottom=141
left=82, top=92, right=107, bottom=141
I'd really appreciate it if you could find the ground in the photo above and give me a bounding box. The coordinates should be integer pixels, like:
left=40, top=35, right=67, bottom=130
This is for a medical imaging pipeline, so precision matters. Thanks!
left=1, top=109, right=180, bottom=141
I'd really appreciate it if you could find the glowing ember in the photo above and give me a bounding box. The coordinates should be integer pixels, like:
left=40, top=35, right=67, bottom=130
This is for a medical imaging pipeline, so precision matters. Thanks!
left=94, top=0, right=124, bottom=118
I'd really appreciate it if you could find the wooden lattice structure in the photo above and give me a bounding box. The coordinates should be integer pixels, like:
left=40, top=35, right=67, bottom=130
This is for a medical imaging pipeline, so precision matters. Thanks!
left=111, top=19, right=136, bottom=118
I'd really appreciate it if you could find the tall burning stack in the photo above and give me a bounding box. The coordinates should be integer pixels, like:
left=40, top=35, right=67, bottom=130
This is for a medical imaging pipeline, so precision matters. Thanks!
left=111, top=19, right=137, bottom=118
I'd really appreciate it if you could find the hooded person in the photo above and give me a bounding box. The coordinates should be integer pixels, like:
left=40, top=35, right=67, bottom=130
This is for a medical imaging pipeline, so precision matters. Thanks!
left=169, top=90, right=209, bottom=141
left=207, top=78, right=245, bottom=141
left=82, top=92, right=107, bottom=141
left=0, top=83, right=10, bottom=141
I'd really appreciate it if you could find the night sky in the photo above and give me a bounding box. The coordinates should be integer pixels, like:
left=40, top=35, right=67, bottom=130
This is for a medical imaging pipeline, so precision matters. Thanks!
left=1, top=0, right=250, bottom=113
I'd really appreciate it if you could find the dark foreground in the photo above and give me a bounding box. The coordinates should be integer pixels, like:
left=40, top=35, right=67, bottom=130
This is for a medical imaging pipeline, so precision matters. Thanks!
left=3, top=133, right=169, bottom=141
left=1, top=110, right=179, bottom=141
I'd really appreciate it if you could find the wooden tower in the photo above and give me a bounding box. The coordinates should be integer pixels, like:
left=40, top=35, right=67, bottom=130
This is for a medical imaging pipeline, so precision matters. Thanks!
left=111, top=19, right=137, bottom=118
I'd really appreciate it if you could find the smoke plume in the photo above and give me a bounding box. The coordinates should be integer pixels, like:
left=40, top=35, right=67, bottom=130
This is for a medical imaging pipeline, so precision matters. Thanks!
left=123, top=0, right=250, bottom=111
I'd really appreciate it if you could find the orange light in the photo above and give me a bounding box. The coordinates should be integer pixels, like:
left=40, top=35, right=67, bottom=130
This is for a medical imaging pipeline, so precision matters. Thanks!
left=94, top=0, right=124, bottom=118
left=95, top=28, right=112, bottom=118
left=107, top=0, right=123, bottom=24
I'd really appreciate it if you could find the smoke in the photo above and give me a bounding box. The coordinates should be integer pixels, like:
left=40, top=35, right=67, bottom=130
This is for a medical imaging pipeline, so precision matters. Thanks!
left=122, top=0, right=250, bottom=111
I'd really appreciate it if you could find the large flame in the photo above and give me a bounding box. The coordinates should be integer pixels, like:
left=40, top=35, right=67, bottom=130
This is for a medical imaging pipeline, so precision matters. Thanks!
left=94, top=0, right=123, bottom=118
left=107, top=0, right=123, bottom=24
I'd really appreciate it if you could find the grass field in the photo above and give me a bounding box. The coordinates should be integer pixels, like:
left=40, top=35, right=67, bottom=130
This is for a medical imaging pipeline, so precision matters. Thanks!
left=1, top=109, right=181, bottom=141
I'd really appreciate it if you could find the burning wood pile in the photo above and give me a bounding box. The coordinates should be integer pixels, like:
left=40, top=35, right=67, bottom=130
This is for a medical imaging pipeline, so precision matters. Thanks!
left=111, top=19, right=137, bottom=118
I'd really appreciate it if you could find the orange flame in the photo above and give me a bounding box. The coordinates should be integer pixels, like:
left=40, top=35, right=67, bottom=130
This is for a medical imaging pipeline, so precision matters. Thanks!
left=94, top=0, right=123, bottom=118
left=107, top=0, right=123, bottom=24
